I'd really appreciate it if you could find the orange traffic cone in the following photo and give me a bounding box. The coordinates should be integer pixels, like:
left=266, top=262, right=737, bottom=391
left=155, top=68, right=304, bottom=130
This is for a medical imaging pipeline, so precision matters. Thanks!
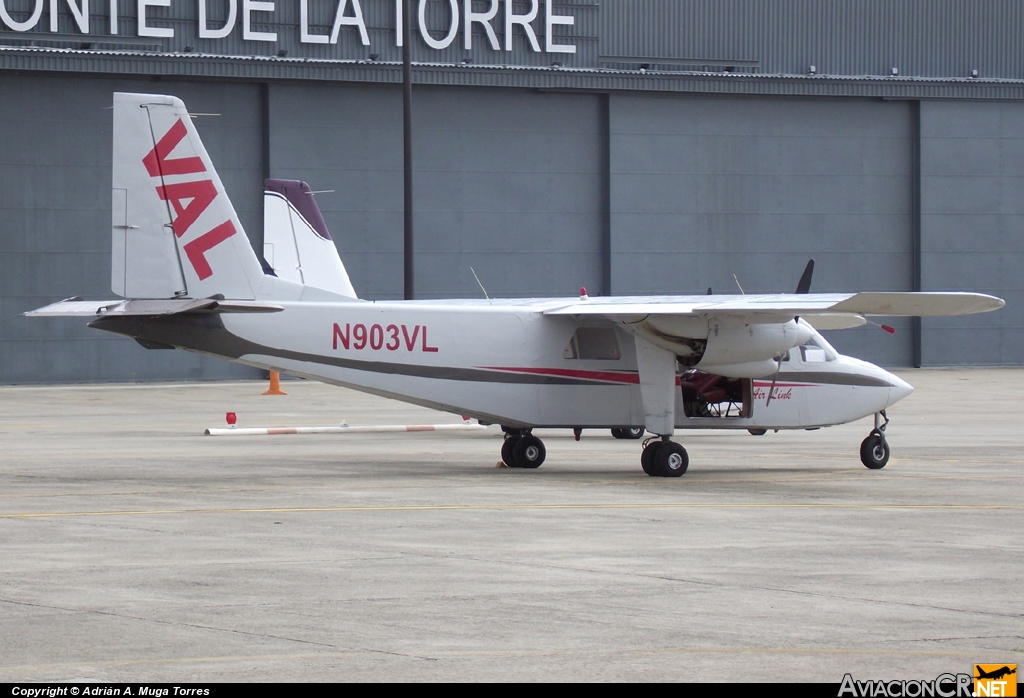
left=263, top=371, right=287, bottom=395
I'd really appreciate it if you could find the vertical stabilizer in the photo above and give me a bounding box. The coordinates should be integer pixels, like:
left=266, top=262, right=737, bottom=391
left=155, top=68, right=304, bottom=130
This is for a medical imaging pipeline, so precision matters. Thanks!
left=263, top=179, right=358, bottom=299
left=112, top=93, right=264, bottom=300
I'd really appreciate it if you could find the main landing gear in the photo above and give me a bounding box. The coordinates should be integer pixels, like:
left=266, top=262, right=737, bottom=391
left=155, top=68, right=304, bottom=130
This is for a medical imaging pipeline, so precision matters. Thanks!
left=500, top=429, right=547, bottom=469
left=860, top=410, right=890, bottom=469
left=640, top=437, right=689, bottom=478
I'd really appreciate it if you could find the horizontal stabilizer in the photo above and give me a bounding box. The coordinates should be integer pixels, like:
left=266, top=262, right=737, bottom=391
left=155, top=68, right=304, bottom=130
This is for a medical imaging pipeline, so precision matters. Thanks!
left=25, top=298, right=283, bottom=318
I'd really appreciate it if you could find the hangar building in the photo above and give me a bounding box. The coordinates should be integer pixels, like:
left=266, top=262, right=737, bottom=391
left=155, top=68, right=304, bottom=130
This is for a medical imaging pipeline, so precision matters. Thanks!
left=2, top=0, right=1022, bottom=383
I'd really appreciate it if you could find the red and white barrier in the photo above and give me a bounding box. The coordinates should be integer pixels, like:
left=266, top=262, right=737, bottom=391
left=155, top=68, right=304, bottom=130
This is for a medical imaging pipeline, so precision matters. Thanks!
left=205, top=422, right=489, bottom=436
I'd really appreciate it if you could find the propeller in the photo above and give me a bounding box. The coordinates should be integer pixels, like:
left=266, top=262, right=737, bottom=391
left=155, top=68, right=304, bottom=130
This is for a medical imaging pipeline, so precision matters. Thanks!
left=793, top=258, right=814, bottom=326
left=765, top=354, right=784, bottom=406
left=795, top=259, right=814, bottom=294
left=769, top=259, right=814, bottom=407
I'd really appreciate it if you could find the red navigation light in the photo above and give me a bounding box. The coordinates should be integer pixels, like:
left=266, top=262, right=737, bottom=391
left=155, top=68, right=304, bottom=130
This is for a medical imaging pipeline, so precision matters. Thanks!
left=226, top=412, right=237, bottom=426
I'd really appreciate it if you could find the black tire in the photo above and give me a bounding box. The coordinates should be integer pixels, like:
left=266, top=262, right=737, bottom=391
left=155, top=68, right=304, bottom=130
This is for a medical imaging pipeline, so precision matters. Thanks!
left=860, top=432, right=890, bottom=469
left=654, top=441, right=689, bottom=477
left=612, top=427, right=645, bottom=440
left=640, top=440, right=661, bottom=476
left=747, top=428, right=767, bottom=436
left=513, top=434, right=546, bottom=469
left=501, top=435, right=520, bottom=467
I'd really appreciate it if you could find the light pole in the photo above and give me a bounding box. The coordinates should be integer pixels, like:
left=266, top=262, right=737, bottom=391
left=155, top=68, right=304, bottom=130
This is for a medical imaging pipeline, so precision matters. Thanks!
left=402, top=0, right=414, bottom=300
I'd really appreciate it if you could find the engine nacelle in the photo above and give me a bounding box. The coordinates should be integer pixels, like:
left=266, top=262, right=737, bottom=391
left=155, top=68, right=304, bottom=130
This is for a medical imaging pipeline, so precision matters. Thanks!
left=696, top=320, right=812, bottom=373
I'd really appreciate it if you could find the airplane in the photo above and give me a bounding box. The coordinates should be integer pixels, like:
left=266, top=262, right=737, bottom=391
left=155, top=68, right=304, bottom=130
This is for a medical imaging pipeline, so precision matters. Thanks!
left=26, top=92, right=1006, bottom=477
left=975, top=667, right=1016, bottom=681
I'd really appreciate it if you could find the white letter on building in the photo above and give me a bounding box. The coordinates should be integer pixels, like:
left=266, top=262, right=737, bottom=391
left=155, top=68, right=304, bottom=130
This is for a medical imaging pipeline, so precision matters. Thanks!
left=198, top=0, right=236, bottom=38
left=0, top=0, right=45, bottom=31
left=329, top=0, right=368, bottom=45
left=463, top=0, right=497, bottom=50
left=395, top=0, right=402, bottom=46
left=50, top=0, right=90, bottom=32
left=300, top=0, right=327, bottom=42
left=243, top=0, right=276, bottom=41
left=418, top=0, right=458, bottom=50
left=504, top=0, right=538, bottom=52
left=544, top=0, right=573, bottom=53
left=137, top=0, right=173, bottom=37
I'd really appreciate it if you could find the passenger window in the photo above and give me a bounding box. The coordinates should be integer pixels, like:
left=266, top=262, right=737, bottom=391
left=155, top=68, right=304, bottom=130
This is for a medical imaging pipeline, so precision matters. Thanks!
left=562, top=327, right=621, bottom=360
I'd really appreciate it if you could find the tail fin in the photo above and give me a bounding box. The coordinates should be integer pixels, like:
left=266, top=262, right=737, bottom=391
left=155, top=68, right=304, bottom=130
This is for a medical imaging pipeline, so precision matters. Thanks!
left=263, top=179, right=358, bottom=299
left=111, top=92, right=264, bottom=300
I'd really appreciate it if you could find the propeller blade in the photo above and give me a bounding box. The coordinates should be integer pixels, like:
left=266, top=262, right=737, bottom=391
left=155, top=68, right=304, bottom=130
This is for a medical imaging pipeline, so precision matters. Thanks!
left=765, top=358, right=781, bottom=406
left=706, top=287, right=713, bottom=295
left=795, top=259, right=815, bottom=294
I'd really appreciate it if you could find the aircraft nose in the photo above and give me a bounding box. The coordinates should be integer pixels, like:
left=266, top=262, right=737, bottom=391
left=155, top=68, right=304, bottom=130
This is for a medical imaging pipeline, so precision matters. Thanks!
left=886, top=372, right=914, bottom=407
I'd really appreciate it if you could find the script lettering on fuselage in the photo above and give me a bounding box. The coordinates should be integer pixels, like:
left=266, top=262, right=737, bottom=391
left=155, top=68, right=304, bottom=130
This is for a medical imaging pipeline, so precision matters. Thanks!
left=142, top=118, right=237, bottom=280
left=332, top=323, right=438, bottom=353
left=752, top=386, right=793, bottom=401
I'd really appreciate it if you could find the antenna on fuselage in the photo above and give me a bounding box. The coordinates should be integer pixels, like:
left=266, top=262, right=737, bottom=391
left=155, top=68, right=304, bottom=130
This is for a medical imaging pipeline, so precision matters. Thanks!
left=470, top=267, right=491, bottom=303
left=732, top=274, right=745, bottom=295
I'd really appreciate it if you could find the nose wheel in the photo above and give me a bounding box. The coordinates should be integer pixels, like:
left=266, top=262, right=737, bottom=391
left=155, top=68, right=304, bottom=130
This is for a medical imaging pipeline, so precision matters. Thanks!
left=641, top=438, right=689, bottom=477
left=860, top=410, right=890, bottom=469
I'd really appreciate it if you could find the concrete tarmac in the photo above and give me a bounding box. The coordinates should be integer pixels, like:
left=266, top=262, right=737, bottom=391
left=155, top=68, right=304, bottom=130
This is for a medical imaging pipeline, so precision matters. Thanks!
left=0, top=370, right=1021, bottom=682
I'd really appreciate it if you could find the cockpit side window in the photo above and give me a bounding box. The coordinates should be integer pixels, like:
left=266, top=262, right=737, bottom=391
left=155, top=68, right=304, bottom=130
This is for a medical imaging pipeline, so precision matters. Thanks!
left=798, top=336, right=837, bottom=362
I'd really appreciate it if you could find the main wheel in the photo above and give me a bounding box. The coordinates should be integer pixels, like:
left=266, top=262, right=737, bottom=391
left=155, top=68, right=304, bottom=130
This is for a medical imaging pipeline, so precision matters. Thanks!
left=501, top=435, right=521, bottom=467
left=860, top=432, right=890, bottom=469
left=640, top=440, right=661, bottom=476
left=513, top=434, right=546, bottom=469
left=654, top=441, right=689, bottom=477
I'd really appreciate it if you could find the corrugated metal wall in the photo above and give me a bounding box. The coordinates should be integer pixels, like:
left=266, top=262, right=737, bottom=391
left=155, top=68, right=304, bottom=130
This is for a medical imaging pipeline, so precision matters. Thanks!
left=268, top=82, right=603, bottom=300
left=0, top=75, right=263, bottom=383
left=600, top=0, right=1024, bottom=79
left=919, top=101, right=1024, bottom=365
left=608, top=93, right=916, bottom=366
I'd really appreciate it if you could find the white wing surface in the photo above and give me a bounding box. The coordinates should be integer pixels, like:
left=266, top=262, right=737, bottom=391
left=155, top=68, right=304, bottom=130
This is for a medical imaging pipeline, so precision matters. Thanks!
left=543, top=292, right=1004, bottom=323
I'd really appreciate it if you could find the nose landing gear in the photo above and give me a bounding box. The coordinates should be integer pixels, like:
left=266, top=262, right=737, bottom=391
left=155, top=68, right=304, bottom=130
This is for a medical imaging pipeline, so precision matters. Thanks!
left=641, top=437, right=689, bottom=477
left=860, top=410, right=890, bottom=469
left=500, top=429, right=546, bottom=469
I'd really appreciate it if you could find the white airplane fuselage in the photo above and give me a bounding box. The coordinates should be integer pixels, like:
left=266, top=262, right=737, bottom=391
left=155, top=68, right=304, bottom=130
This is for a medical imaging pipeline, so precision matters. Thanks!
left=95, top=299, right=911, bottom=432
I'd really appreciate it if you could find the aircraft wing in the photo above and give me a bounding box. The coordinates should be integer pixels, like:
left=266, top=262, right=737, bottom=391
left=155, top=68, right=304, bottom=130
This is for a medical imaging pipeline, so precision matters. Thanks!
left=24, top=298, right=284, bottom=317
left=543, top=291, right=1004, bottom=325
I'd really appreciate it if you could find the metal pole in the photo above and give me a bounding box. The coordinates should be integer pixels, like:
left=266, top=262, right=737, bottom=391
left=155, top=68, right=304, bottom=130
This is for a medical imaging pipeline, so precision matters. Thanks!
left=402, top=0, right=414, bottom=300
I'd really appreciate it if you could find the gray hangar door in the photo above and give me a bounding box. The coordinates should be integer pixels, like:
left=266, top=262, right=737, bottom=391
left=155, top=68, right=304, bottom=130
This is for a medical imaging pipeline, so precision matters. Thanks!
left=920, top=100, right=1024, bottom=366
left=268, top=84, right=604, bottom=300
left=608, top=94, right=915, bottom=367
left=0, top=75, right=264, bottom=383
